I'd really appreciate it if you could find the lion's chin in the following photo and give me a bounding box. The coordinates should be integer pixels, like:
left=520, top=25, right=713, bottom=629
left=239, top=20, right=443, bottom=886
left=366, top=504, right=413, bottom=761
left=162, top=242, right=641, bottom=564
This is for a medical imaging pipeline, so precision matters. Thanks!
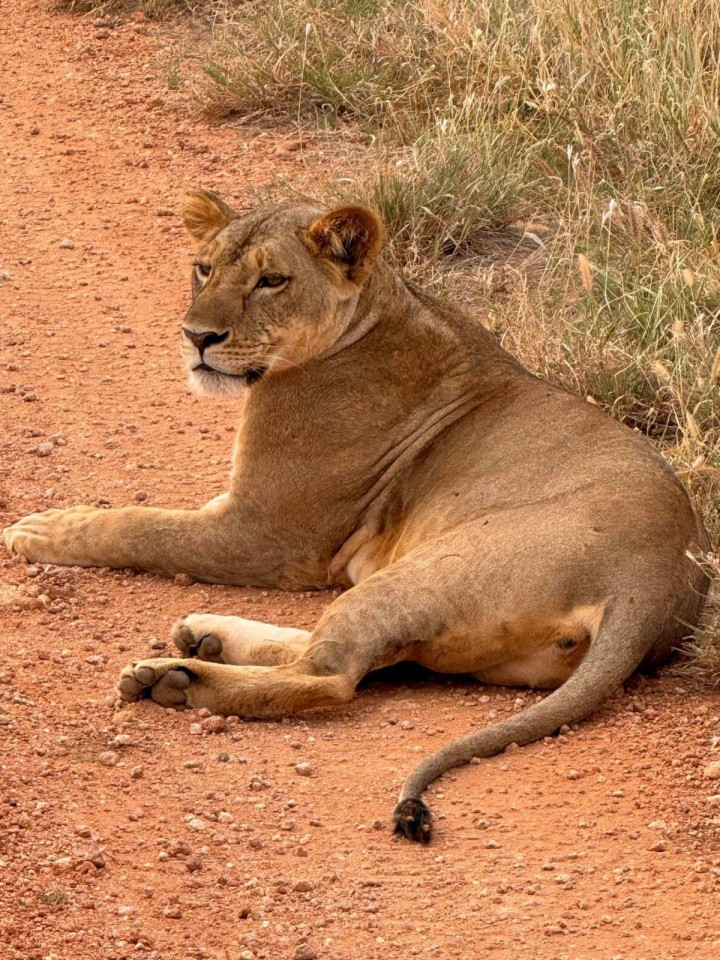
left=188, top=367, right=251, bottom=398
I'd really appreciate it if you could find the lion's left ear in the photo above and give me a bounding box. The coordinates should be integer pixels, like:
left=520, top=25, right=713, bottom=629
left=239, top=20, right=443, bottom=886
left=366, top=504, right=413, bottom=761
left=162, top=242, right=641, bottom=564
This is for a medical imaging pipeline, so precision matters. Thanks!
left=181, top=190, right=237, bottom=247
left=303, top=205, right=385, bottom=283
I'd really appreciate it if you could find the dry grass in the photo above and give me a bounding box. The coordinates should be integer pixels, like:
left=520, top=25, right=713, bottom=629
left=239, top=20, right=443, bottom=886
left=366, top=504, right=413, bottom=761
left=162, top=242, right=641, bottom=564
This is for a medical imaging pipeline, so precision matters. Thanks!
left=68, top=0, right=720, bottom=676
left=37, top=887, right=69, bottom=908
left=55, top=0, right=195, bottom=17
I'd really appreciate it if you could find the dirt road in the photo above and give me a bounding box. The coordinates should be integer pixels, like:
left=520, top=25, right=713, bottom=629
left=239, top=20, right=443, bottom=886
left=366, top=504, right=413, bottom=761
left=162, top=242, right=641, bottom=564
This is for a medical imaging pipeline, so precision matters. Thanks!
left=1, top=4, right=719, bottom=958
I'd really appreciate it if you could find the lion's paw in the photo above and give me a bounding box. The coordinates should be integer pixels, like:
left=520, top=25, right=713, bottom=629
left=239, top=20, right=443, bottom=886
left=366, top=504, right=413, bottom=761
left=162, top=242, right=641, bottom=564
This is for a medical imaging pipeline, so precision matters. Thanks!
left=117, top=658, right=195, bottom=708
left=3, top=506, right=98, bottom=565
left=171, top=618, right=225, bottom=662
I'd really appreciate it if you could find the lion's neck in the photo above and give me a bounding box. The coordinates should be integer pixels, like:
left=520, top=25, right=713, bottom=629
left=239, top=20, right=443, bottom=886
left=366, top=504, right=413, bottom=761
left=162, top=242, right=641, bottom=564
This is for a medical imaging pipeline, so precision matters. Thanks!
left=230, top=264, right=526, bottom=579
left=338, top=261, right=522, bottom=397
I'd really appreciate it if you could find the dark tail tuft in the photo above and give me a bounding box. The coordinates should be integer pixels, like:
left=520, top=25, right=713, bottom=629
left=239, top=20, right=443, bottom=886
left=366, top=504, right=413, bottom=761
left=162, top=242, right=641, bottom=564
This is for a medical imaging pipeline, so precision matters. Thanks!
left=393, top=798, right=432, bottom=843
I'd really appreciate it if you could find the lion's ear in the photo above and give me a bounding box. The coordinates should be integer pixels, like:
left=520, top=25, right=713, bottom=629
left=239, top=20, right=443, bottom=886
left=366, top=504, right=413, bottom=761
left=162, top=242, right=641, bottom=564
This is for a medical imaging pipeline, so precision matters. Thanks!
left=181, top=191, right=237, bottom=246
left=304, top=205, right=385, bottom=283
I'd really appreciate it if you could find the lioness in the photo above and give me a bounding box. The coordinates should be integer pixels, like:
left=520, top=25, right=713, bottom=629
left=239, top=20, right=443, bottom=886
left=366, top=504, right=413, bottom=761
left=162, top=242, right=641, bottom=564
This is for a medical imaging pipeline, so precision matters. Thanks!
left=4, top=193, right=710, bottom=842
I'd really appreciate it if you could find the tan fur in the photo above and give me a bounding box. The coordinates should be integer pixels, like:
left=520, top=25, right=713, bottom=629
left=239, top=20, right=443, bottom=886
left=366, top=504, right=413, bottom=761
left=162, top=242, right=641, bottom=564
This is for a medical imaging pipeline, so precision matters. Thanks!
left=4, top=193, right=710, bottom=840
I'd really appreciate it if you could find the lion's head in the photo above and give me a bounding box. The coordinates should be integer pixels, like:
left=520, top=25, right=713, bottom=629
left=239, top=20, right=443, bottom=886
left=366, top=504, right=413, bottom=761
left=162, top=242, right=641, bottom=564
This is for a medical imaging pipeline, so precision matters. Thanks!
left=180, top=192, right=385, bottom=395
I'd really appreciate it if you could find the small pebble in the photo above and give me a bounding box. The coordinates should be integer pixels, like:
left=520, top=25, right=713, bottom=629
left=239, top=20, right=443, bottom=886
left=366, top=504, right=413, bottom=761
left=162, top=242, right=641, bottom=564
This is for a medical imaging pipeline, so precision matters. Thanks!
left=294, top=762, right=313, bottom=777
left=202, top=715, right=226, bottom=734
left=98, top=751, right=118, bottom=767
left=294, top=945, right=317, bottom=960
left=703, top=761, right=720, bottom=781
left=84, top=844, right=106, bottom=869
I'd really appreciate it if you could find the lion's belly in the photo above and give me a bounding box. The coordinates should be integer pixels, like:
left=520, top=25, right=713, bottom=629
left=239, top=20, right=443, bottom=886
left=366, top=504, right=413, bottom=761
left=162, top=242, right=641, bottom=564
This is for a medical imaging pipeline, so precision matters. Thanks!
left=407, top=605, right=601, bottom=690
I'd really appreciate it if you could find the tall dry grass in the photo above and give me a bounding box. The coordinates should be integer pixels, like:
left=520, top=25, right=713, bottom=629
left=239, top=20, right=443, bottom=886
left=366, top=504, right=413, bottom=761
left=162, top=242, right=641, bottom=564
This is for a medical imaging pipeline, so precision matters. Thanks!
left=55, top=0, right=194, bottom=17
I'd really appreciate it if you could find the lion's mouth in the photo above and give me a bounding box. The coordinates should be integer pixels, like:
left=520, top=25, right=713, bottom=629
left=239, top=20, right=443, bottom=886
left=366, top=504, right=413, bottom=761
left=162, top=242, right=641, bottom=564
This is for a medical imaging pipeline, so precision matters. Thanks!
left=194, top=363, right=267, bottom=386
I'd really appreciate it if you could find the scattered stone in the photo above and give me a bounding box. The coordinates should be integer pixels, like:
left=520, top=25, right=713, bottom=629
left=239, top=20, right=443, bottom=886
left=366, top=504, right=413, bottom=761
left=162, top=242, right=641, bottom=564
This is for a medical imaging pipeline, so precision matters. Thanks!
left=174, top=573, right=194, bottom=586
left=185, top=855, right=203, bottom=872
left=98, top=751, right=118, bottom=767
left=59, top=239, right=75, bottom=249
left=187, top=817, right=206, bottom=832
left=649, top=839, right=668, bottom=852
left=30, top=125, right=40, bottom=136
left=83, top=844, right=106, bottom=869
left=293, top=880, right=314, bottom=892
left=131, top=765, right=144, bottom=780
left=703, top=761, right=720, bottom=781
left=189, top=723, right=202, bottom=737
left=294, top=945, right=317, bottom=960
left=217, top=752, right=230, bottom=763
left=112, top=733, right=132, bottom=747
left=36, top=441, right=54, bottom=457
left=169, top=840, right=192, bottom=858
left=567, top=769, right=581, bottom=780
left=163, top=903, right=182, bottom=919
left=202, top=715, right=226, bottom=734
left=294, top=762, right=313, bottom=777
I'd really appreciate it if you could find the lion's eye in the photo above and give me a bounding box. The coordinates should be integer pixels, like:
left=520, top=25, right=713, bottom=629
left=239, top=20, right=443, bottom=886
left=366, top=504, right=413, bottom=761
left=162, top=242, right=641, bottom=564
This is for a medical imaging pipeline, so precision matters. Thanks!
left=195, top=262, right=212, bottom=281
left=255, top=275, right=289, bottom=290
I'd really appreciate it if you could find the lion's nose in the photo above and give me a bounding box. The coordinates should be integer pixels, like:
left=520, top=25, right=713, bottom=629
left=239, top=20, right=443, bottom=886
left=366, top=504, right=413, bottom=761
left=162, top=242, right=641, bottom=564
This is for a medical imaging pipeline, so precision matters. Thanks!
left=182, top=328, right=230, bottom=355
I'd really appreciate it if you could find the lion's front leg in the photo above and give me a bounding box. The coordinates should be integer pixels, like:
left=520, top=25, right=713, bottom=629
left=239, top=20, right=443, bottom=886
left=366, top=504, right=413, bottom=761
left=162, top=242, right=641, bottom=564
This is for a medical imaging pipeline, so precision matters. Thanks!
left=3, top=503, right=239, bottom=582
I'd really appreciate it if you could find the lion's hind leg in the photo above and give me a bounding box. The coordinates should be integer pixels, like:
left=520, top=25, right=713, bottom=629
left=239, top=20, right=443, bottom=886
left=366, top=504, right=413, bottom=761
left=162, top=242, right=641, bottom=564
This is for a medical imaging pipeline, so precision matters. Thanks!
left=117, top=657, right=354, bottom=716
left=120, top=547, right=456, bottom=718
left=172, top=614, right=311, bottom=666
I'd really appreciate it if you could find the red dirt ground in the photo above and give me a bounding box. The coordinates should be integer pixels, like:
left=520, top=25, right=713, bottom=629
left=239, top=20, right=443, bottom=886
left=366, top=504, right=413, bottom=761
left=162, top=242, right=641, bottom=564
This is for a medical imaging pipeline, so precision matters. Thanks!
left=1, top=4, right=719, bottom=959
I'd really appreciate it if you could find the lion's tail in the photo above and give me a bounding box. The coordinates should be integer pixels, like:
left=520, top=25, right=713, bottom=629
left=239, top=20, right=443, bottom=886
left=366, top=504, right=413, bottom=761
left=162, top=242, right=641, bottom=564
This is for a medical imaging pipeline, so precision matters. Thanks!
left=392, top=603, right=649, bottom=842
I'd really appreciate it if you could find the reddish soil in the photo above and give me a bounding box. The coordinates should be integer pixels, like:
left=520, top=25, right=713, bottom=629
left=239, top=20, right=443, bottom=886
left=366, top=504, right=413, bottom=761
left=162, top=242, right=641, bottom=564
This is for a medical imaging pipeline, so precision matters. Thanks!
left=1, top=4, right=719, bottom=959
